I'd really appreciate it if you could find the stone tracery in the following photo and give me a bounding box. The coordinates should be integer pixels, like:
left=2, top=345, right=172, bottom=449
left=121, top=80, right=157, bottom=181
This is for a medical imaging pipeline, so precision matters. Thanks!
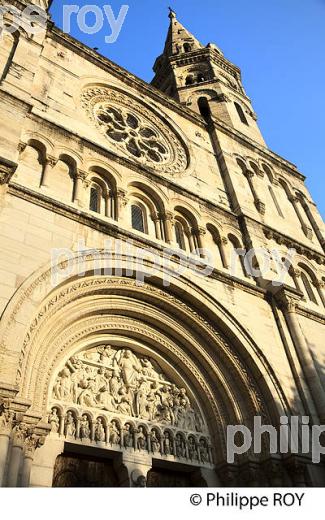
left=81, top=87, right=188, bottom=174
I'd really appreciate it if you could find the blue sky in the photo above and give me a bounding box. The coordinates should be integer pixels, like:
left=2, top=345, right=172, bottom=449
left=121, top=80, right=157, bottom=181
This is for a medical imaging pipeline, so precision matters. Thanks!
left=50, top=0, right=325, bottom=218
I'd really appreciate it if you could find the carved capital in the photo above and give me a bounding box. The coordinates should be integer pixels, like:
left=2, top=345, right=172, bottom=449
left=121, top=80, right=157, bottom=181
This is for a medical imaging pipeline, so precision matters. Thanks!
left=192, top=226, right=206, bottom=237
left=12, top=422, right=29, bottom=448
left=273, top=287, right=302, bottom=312
left=116, top=188, right=128, bottom=207
left=0, top=400, right=15, bottom=436
left=45, top=155, right=57, bottom=168
left=244, top=168, right=255, bottom=179
left=18, top=142, right=27, bottom=154
left=24, top=431, right=46, bottom=458
left=163, top=211, right=174, bottom=223
left=255, top=199, right=266, bottom=215
left=0, top=157, right=18, bottom=185
left=76, top=169, right=87, bottom=181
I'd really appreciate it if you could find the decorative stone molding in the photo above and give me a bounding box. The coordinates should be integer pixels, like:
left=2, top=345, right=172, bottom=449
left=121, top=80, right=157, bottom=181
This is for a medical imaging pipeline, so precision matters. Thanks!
left=263, top=228, right=324, bottom=266
left=81, top=87, right=188, bottom=175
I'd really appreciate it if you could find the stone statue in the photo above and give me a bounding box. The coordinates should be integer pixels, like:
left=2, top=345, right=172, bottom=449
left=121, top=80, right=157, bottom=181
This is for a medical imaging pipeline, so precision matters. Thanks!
left=118, top=349, right=141, bottom=387
left=199, top=439, right=210, bottom=464
left=78, top=379, right=98, bottom=407
left=123, top=423, right=134, bottom=448
left=48, top=407, right=60, bottom=433
left=136, top=426, right=147, bottom=451
left=163, top=431, right=173, bottom=455
left=175, top=433, right=186, bottom=458
left=188, top=437, right=198, bottom=461
left=94, top=417, right=106, bottom=442
left=150, top=430, right=160, bottom=453
left=117, top=386, right=134, bottom=416
left=109, top=420, right=120, bottom=445
left=64, top=411, right=76, bottom=437
left=80, top=414, right=91, bottom=440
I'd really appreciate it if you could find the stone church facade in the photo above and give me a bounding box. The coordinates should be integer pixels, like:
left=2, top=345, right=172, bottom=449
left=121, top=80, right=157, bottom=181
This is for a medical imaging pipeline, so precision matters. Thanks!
left=0, top=1, right=324, bottom=487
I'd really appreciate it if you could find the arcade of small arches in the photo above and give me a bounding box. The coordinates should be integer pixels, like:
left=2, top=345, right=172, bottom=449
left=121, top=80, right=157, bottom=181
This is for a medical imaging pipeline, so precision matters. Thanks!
left=14, top=137, right=325, bottom=308
left=235, top=156, right=325, bottom=246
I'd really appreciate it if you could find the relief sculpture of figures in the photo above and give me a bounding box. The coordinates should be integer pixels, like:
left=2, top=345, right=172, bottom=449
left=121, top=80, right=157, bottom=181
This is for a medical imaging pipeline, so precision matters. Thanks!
left=50, top=345, right=206, bottom=434
left=48, top=407, right=60, bottom=433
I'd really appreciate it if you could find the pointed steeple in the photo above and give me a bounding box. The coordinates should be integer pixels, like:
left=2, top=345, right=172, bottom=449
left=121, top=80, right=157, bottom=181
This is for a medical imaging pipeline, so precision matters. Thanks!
left=163, top=8, right=203, bottom=58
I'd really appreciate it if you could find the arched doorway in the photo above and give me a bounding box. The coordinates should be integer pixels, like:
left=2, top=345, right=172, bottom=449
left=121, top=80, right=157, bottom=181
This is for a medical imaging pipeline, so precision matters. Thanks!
left=0, top=253, right=291, bottom=486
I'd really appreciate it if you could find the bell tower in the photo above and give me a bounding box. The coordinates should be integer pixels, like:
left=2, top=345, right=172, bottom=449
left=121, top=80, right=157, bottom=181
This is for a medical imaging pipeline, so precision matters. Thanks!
left=152, top=9, right=265, bottom=145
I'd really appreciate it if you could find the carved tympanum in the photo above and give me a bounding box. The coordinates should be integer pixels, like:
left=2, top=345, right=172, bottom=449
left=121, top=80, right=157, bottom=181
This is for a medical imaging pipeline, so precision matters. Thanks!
left=81, top=87, right=188, bottom=174
left=50, top=345, right=205, bottom=433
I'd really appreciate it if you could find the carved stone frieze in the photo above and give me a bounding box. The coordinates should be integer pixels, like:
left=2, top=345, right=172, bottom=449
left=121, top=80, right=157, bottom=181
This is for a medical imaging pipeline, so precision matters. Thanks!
left=50, top=345, right=205, bottom=433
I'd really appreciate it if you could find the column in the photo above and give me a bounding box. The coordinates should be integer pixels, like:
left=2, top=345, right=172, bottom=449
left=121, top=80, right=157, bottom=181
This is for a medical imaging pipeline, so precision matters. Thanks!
left=0, top=410, right=14, bottom=487
left=7, top=423, right=28, bottom=487
left=314, top=280, right=325, bottom=307
left=300, top=199, right=325, bottom=249
left=151, top=212, right=162, bottom=240
left=41, top=156, right=57, bottom=188
left=116, top=189, right=128, bottom=225
left=117, top=453, right=152, bottom=487
left=244, top=169, right=265, bottom=215
left=21, top=433, right=44, bottom=487
left=218, top=237, right=229, bottom=269
left=74, top=170, right=87, bottom=207
left=279, top=291, right=325, bottom=423
left=193, top=227, right=207, bottom=258
left=163, top=211, right=174, bottom=244
left=288, top=195, right=313, bottom=239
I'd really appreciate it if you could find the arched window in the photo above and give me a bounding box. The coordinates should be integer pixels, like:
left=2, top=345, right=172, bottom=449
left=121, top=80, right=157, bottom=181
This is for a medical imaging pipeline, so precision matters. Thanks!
left=198, top=97, right=211, bottom=121
left=175, top=221, right=186, bottom=250
left=131, top=204, right=146, bottom=233
left=183, top=43, right=192, bottom=53
left=234, top=102, right=249, bottom=125
left=185, top=75, right=194, bottom=86
left=89, top=184, right=101, bottom=213
left=301, top=272, right=318, bottom=304
left=197, top=73, right=206, bottom=83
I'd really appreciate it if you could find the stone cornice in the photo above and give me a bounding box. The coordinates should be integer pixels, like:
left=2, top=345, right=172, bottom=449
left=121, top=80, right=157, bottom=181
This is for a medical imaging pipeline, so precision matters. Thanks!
left=263, top=226, right=324, bottom=264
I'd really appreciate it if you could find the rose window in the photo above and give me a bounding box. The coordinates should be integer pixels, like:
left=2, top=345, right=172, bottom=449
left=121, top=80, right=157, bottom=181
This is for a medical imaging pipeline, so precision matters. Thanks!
left=96, top=105, right=169, bottom=164
left=81, top=87, right=188, bottom=174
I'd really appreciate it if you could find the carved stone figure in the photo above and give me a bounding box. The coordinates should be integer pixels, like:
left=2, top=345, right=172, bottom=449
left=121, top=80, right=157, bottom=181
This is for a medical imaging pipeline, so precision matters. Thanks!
left=188, top=437, right=198, bottom=461
left=109, top=420, right=120, bottom=445
left=64, top=411, right=76, bottom=437
left=118, top=349, right=141, bottom=387
left=80, top=415, right=91, bottom=440
left=117, top=386, right=134, bottom=416
left=48, top=407, right=60, bottom=433
left=136, top=426, right=147, bottom=451
left=199, top=439, right=210, bottom=464
left=50, top=346, right=205, bottom=436
left=94, top=417, right=106, bottom=442
left=0, top=408, right=14, bottom=434
left=78, top=379, right=98, bottom=407
left=150, top=430, right=160, bottom=453
left=163, top=431, right=173, bottom=455
left=175, top=434, right=186, bottom=458
left=98, top=345, right=115, bottom=365
left=123, top=423, right=134, bottom=448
